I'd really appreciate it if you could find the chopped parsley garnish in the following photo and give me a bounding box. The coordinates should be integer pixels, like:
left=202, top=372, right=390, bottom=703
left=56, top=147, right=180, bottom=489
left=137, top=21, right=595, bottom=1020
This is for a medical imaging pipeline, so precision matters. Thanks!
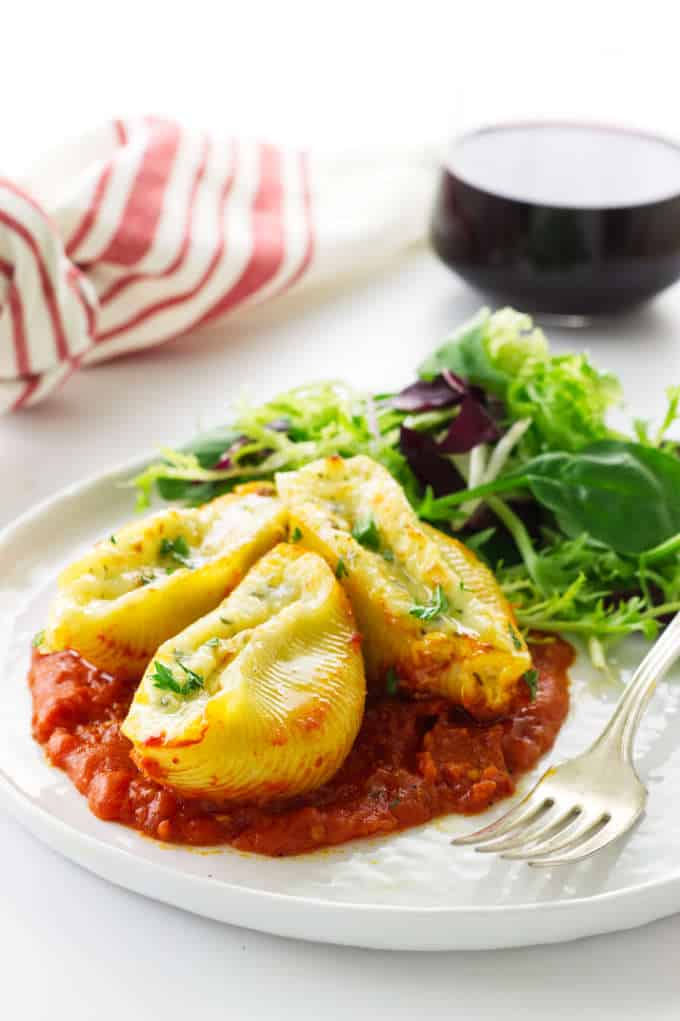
left=352, top=516, right=381, bottom=551
left=133, top=308, right=680, bottom=678
left=205, top=637, right=221, bottom=647
left=389, top=798, right=401, bottom=810
left=291, top=526, right=303, bottom=543
left=459, top=579, right=468, bottom=591
left=409, top=585, right=449, bottom=622
left=109, top=534, right=117, bottom=545
left=219, top=617, right=232, bottom=627
left=151, top=660, right=204, bottom=697
left=151, top=661, right=183, bottom=693
left=32, top=630, right=45, bottom=649
left=523, top=668, right=539, bottom=701
left=177, top=660, right=204, bottom=689
left=382, top=548, right=395, bottom=562
left=508, top=625, right=523, bottom=650
left=159, top=535, right=192, bottom=567
left=139, top=570, right=155, bottom=586
left=385, top=666, right=400, bottom=696
left=335, top=557, right=349, bottom=579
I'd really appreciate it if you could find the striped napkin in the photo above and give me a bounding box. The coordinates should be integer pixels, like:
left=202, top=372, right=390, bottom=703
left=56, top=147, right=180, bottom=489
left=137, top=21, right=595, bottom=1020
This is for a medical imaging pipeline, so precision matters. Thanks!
left=0, top=117, right=434, bottom=413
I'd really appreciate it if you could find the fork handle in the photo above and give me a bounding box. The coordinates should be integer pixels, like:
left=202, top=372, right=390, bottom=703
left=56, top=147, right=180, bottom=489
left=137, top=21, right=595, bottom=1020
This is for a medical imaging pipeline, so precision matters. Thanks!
left=592, top=612, right=680, bottom=764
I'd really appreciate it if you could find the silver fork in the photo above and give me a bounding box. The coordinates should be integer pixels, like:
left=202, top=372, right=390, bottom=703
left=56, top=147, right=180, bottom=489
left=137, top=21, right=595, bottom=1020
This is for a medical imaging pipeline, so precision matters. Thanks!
left=452, top=612, right=680, bottom=866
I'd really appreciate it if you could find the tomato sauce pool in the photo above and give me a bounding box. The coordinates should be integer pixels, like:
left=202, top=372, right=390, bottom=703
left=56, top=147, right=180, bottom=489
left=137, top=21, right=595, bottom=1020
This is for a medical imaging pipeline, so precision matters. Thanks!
left=28, top=640, right=572, bottom=856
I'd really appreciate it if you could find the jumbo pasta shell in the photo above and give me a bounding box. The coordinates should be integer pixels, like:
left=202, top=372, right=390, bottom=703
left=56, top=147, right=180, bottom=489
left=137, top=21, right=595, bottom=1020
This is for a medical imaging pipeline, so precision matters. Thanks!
left=276, top=455, right=531, bottom=717
left=46, top=483, right=288, bottom=680
left=122, top=544, right=366, bottom=801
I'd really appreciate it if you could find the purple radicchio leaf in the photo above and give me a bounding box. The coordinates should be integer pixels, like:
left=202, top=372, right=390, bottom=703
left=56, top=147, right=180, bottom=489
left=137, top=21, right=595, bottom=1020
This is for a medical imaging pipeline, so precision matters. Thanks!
left=468, top=384, right=488, bottom=406
left=437, top=396, right=501, bottom=454
left=214, top=435, right=251, bottom=470
left=399, top=426, right=466, bottom=497
left=213, top=418, right=290, bottom=470
left=391, top=373, right=467, bottom=413
left=441, top=369, right=468, bottom=396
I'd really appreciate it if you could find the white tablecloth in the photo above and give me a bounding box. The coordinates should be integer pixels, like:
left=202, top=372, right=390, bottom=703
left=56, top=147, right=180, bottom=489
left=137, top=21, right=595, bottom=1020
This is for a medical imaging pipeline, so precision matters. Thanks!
left=3, top=3, right=680, bottom=1016
left=4, top=250, right=680, bottom=1020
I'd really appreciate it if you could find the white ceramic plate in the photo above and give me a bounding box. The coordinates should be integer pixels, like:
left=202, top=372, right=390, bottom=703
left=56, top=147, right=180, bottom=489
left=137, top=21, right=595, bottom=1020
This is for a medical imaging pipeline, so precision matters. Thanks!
left=2, top=456, right=680, bottom=951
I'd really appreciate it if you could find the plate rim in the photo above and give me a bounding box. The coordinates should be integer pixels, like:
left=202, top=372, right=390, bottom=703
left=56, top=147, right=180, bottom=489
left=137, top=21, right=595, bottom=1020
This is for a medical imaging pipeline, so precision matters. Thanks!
left=3, top=451, right=680, bottom=950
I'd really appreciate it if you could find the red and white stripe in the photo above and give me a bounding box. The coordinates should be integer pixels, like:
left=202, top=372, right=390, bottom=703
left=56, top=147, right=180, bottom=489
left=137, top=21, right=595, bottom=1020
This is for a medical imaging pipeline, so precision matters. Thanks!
left=0, top=116, right=431, bottom=413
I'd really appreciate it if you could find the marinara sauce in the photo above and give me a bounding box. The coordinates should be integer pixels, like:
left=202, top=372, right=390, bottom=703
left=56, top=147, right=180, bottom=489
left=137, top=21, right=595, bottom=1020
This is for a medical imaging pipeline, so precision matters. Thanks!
left=29, top=639, right=572, bottom=856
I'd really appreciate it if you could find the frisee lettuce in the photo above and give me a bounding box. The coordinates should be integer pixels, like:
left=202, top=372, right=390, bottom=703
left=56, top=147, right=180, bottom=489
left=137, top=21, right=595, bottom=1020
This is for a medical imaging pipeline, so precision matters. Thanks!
left=133, top=308, right=680, bottom=669
left=420, top=306, right=621, bottom=457
left=134, top=382, right=455, bottom=511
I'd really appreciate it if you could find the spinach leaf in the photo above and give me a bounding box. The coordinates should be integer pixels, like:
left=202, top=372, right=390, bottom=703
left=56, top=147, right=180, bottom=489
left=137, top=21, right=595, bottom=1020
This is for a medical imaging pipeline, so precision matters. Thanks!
left=184, top=426, right=243, bottom=468
left=418, top=313, right=510, bottom=394
left=157, top=476, right=195, bottom=501
left=441, top=440, right=680, bottom=555
left=524, top=441, right=680, bottom=554
left=156, top=428, right=243, bottom=501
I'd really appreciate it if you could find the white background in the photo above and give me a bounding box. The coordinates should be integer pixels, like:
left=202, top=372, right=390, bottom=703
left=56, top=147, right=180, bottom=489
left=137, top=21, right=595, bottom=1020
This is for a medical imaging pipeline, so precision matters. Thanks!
left=2, top=2, right=680, bottom=1017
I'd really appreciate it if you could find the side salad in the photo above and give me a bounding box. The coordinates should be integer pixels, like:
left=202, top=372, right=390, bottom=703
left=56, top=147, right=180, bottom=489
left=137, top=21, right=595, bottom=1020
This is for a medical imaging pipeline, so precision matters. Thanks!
left=135, top=308, right=680, bottom=671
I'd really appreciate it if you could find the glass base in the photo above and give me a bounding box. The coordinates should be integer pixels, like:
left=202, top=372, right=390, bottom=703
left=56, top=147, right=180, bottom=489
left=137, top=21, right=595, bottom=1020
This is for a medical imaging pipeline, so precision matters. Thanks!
left=535, top=313, right=594, bottom=328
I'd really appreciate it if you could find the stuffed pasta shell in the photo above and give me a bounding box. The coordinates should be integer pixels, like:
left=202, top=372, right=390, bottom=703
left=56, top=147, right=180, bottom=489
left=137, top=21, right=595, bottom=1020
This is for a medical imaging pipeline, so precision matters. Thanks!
left=121, top=543, right=366, bottom=801
left=45, top=483, right=288, bottom=680
left=276, top=455, right=531, bottom=718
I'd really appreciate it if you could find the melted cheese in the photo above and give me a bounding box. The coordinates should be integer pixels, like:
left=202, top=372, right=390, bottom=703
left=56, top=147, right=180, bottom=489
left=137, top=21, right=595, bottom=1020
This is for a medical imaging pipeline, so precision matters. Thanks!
left=46, top=483, right=288, bottom=680
left=122, top=544, right=366, bottom=801
left=276, top=455, right=531, bottom=717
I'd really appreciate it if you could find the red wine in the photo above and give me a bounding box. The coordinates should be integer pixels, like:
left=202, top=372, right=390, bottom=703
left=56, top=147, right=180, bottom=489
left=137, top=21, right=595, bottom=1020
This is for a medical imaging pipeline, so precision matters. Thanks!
left=431, top=122, right=680, bottom=316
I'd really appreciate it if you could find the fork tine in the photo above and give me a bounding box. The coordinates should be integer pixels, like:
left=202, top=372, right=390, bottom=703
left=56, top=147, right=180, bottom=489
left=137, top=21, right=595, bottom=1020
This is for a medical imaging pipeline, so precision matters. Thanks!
left=500, top=808, right=587, bottom=860
left=451, top=784, right=551, bottom=847
left=479, top=806, right=580, bottom=855
left=527, top=809, right=643, bottom=867
left=472, top=799, right=558, bottom=854
left=526, top=817, right=613, bottom=867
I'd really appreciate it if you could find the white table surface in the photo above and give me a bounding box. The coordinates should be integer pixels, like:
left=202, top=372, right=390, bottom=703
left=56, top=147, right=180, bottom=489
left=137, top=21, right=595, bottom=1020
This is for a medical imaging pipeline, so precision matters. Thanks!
left=3, top=3, right=680, bottom=1018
